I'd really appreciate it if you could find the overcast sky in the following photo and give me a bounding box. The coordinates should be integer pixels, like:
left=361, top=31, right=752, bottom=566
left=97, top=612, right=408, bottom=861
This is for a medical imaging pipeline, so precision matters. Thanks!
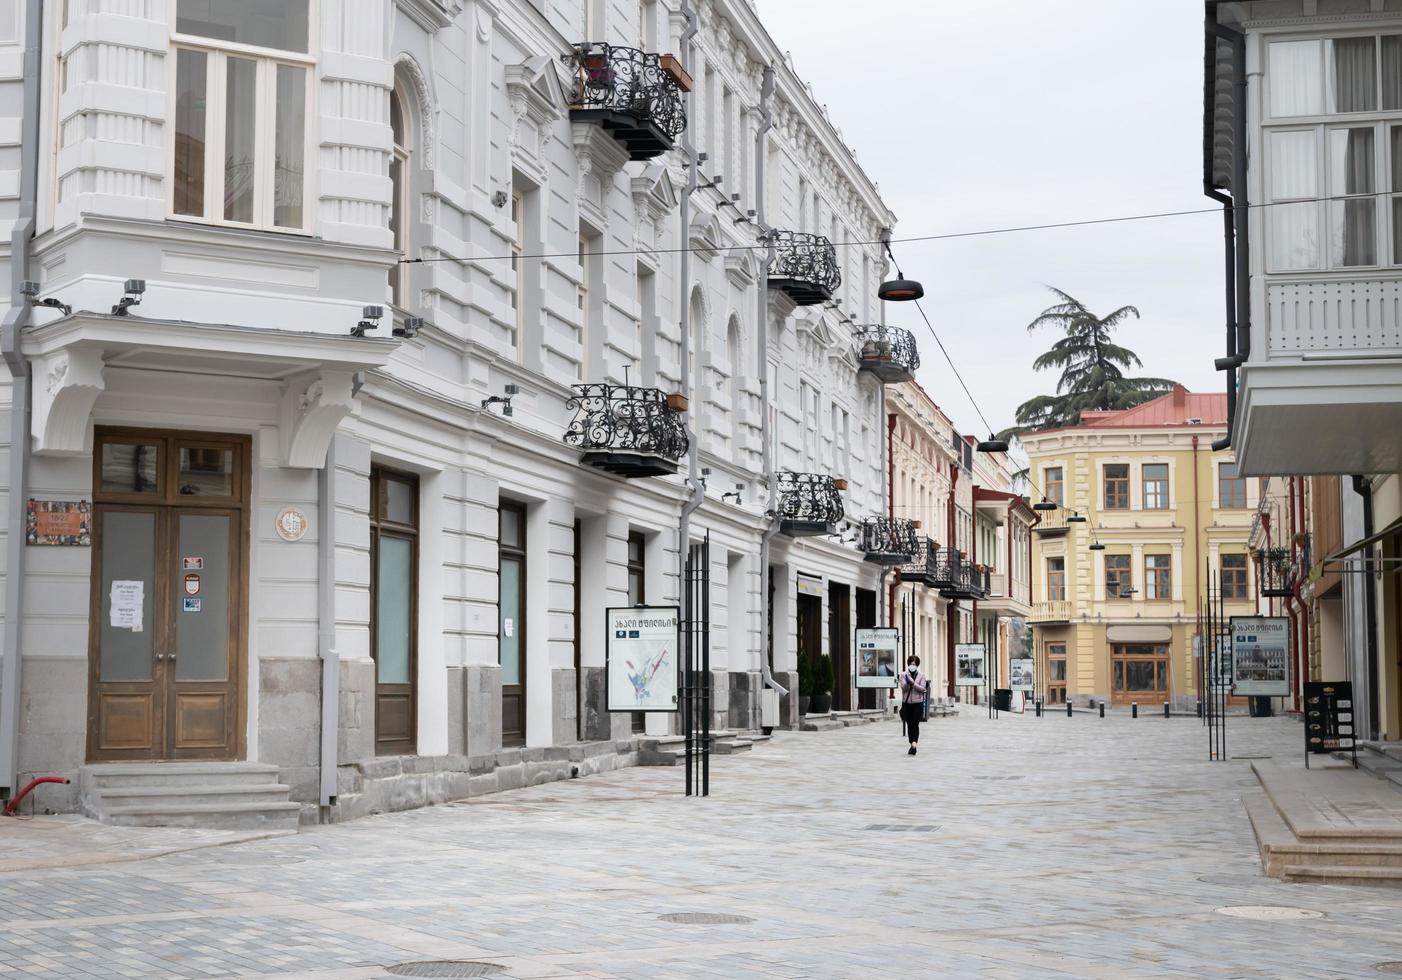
left=759, top=0, right=1221, bottom=439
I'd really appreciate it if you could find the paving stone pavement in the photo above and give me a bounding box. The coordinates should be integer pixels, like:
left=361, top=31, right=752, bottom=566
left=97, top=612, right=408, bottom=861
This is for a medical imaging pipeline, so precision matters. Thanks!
left=3, top=707, right=1402, bottom=978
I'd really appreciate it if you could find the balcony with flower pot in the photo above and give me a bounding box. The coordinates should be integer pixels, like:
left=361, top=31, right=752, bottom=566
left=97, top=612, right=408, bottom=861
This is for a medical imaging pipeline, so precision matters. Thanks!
left=854, top=325, right=919, bottom=385
left=1255, top=545, right=1301, bottom=599
left=776, top=472, right=844, bottom=537
left=898, top=537, right=940, bottom=585
left=860, top=516, right=919, bottom=566
left=562, top=43, right=688, bottom=161
left=564, top=382, right=688, bottom=477
left=767, top=231, right=841, bottom=306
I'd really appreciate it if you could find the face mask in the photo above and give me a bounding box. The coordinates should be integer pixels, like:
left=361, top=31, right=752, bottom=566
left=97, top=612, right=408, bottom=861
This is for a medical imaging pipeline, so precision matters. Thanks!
left=909, top=665, right=919, bottom=673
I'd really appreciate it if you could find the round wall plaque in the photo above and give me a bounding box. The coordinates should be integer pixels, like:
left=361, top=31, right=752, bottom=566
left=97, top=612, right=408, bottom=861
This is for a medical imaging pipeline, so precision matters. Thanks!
left=275, top=507, right=309, bottom=542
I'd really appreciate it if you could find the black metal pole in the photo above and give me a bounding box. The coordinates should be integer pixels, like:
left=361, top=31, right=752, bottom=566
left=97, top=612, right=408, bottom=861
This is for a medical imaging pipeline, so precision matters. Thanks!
left=702, top=534, right=711, bottom=797
left=684, top=546, right=693, bottom=796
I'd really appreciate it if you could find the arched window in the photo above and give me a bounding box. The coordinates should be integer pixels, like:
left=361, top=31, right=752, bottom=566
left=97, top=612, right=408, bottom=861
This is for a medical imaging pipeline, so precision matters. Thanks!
left=726, top=315, right=743, bottom=447
left=389, top=80, right=412, bottom=307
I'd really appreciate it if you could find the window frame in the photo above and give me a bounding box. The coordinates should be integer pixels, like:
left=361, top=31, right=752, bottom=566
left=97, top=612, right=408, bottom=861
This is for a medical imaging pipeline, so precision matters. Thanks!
left=1218, top=462, right=1249, bottom=509
left=1103, top=463, right=1130, bottom=510
left=1142, top=463, right=1170, bottom=511
left=1144, top=553, right=1172, bottom=601
left=166, top=0, right=318, bottom=234
left=1045, top=556, right=1066, bottom=602
left=1044, top=466, right=1064, bottom=507
left=1105, top=553, right=1132, bottom=599
left=1221, top=552, right=1250, bottom=600
left=389, top=79, right=412, bottom=309
left=511, top=189, right=525, bottom=353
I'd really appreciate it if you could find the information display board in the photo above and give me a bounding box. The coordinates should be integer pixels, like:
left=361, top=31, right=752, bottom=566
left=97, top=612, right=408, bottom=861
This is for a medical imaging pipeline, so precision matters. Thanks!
left=606, top=606, right=680, bottom=713
left=955, top=643, right=986, bottom=688
left=1008, top=657, right=1034, bottom=692
left=1230, top=616, right=1291, bottom=696
left=1304, top=681, right=1356, bottom=768
left=855, top=628, right=900, bottom=688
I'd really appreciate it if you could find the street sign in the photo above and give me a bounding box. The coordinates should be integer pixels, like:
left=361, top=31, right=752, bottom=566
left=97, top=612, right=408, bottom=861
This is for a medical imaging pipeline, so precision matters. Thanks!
left=606, top=605, right=680, bottom=713
left=1230, top=616, right=1290, bottom=697
left=855, top=627, right=899, bottom=688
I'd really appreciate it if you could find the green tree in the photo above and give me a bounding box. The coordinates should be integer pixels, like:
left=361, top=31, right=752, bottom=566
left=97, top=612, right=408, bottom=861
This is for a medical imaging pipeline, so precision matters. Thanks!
left=1005, top=287, right=1176, bottom=435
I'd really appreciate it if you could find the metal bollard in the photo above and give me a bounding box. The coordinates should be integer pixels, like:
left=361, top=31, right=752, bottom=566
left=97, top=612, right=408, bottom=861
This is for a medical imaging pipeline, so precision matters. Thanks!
left=1132, top=702, right=1138, bottom=718
left=1196, top=700, right=1203, bottom=718
left=1164, top=701, right=1170, bottom=718
left=1098, top=701, right=1105, bottom=718
left=1035, top=699, right=1042, bottom=718
left=1067, top=699, right=1073, bottom=718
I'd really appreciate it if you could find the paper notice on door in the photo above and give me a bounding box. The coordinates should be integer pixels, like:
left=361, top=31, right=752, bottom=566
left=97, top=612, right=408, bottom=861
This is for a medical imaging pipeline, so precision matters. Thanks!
left=110, top=580, right=144, bottom=631
left=503, top=618, right=514, bottom=638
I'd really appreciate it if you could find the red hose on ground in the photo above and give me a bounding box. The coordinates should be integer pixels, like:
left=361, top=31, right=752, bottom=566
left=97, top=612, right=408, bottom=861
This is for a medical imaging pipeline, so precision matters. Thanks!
left=3, top=776, right=70, bottom=816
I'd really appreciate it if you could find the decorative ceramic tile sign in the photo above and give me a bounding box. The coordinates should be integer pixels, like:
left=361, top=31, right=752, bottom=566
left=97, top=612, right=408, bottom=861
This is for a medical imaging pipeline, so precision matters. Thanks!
left=1231, top=616, right=1290, bottom=696
left=606, top=605, right=680, bottom=713
left=26, top=499, right=92, bottom=546
left=855, top=627, right=899, bottom=688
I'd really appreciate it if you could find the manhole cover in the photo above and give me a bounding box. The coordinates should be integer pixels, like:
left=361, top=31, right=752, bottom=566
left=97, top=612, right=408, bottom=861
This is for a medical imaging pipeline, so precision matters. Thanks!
left=660, top=912, right=754, bottom=925
left=1215, top=905, right=1324, bottom=921
left=385, top=963, right=504, bottom=978
left=1376, top=963, right=1402, bottom=975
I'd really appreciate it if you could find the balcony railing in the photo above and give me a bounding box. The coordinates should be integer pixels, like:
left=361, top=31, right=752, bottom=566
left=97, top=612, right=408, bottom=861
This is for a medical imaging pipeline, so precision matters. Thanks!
left=1033, top=509, right=1070, bottom=535
left=768, top=231, right=840, bottom=306
left=855, top=325, right=919, bottom=384
left=937, top=551, right=987, bottom=601
left=860, top=517, right=919, bottom=566
left=563, top=43, right=686, bottom=161
left=1256, top=545, right=1305, bottom=599
left=1031, top=600, right=1073, bottom=624
left=564, top=383, right=688, bottom=478
left=777, top=472, right=843, bottom=536
left=899, top=537, right=939, bottom=584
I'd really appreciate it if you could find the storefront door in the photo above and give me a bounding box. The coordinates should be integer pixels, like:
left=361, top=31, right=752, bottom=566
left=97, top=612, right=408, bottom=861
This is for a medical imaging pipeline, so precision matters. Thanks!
left=87, top=431, right=249, bottom=761
left=1111, top=643, right=1169, bottom=705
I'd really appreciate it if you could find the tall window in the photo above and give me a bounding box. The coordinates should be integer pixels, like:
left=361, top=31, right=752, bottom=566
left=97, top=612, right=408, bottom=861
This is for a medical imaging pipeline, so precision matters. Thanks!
left=510, top=190, right=525, bottom=352
left=370, top=467, right=418, bottom=755
left=171, top=0, right=312, bottom=230
left=1264, top=35, right=1402, bottom=270
left=1045, top=557, right=1065, bottom=601
left=627, top=531, right=647, bottom=733
left=1104, top=464, right=1130, bottom=510
left=1047, top=642, right=1067, bottom=704
left=1221, top=552, right=1249, bottom=599
left=577, top=233, right=591, bottom=379
left=1143, top=463, right=1169, bottom=510
left=1219, top=463, right=1248, bottom=509
left=727, top=317, right=743, bottom=447
left=389, top=83, right=411, bottom=307
left=1045, top=466, right=1064, bottom=507
left=1105, top=554, right=1132, bottom=598
left=1145, top=554, right=1171, bottom=600
left=499, top=502, right=527, bottom=747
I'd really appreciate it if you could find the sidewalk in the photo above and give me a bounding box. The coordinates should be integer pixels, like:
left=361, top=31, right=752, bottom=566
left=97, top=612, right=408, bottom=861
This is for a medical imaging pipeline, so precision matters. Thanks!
left=0, top=813, right=291, bottom=872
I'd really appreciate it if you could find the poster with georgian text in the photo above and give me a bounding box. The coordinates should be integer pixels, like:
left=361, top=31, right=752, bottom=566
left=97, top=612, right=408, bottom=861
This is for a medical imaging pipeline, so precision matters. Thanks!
left=855, top=628, right=899, bottom=688
left=1231, top=616, right=1290, bottom=697
left=606, top=606, right=680, bottom=712
left=955, top=643, right=986, bottom=688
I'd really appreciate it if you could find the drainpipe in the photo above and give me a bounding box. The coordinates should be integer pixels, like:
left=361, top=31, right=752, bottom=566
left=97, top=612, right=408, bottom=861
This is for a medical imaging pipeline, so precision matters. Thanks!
left=675, top=0, right=702, bottom=655
left=755, top=65, right=784, bottom=698
left=1352, top=475, right=1380, bottom=741
left=0, top=0, right=42, bottom=797
left=887, top=412, right=897, bottom=630
left=1191, top=435, right=1204, bottom=631
left=316, top=440, right=339, bottom=810
left=1207, top=12, right=1249, bottom=453
left=1286, top=476, right=1307, bottom=714
left=945, top=463, right=959, bottom=697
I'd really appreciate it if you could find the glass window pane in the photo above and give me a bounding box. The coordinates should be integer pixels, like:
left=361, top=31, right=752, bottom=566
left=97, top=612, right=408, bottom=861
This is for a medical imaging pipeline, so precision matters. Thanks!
left=1050, top=659, right=1066, bottom=681
left=1270, top=130, right=1318, bottom=199
left=176, top=0, right=309, bottom=53
left=1328, top=37, right=1377, bottom=113
left=500, top=556, right=521, bottom=685
left=1332, top=198, right=1377, bottom=266
left=173, top=49, right=207, bottom=217
left=101, top=443, right=159, bottom=494
left=223, top=57, right=257, bottom=223
left=1270, top=40, right=1324, bottom=116
left=178, top=447, right=233, bottom=497
left=175, top=514, right=230, bottom=681
left=385, top=477, right=414, bottom=525
left=1329, top=127, right=1375, bottom=196
left=274, top=65, right=306, bottom=229
left=500, top=507, right=521, bottom=549
left=376, top=535, right=413, bottom=684
left=1384, top=36, right=1402, bottom=110
left=99, top=511, right=156, bottom=682
left=1270, top=202, right=1321, bottom=271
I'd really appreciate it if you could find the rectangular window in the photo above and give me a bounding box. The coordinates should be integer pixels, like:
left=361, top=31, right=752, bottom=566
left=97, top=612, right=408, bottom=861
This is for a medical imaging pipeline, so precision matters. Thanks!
left=1045, top=557, right=1065, bottom=601
left=1104, top=464, right=1129, bottom=510
left=627, top=531, right=646, bottom=733
left=1218, top=463, right=1248, bottom=509
left=510, top=191, right=524, bottom=347
left=370, top=467, right=418, bottom=755
left=1221, top=553, right=1249, bottom=600
left=1045, top=467, right=1063, bottom=507
left=1142, top=463, right=1169, bottom=510
left=1270, top=40, right=1324, bottom=117
left=1105, top=554, right=1132, bottom=599
left=499, top=501, right=527, bottom=747
left=1329, top=126, right=1377, bottom=267
left=1267, top=129, right=1321, bottom=271
left=1329, top=36, right=1377, bottom=113
left=577, top=234, right=589, bottom=379
left=1145, top=554, right=1172, bottom=600
left=170, top=0, right=312, bottom=231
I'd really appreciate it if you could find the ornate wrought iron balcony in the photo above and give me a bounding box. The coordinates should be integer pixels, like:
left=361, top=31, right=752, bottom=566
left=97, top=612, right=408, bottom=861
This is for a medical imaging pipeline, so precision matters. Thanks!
left=563, top=43, right=687, bottom=161
left=564, top=383, right=688, bottom=478
left=768, top=231, right=840, bottom=306
left=777, top=472, right=843, bottom=537
left=1255, top=546, right=1303, bottom=598
left=899, top=537, right=939, bottom=585
left=855, top=325, right=919, bottom=384
left=860, top=517, right=919, bottom=566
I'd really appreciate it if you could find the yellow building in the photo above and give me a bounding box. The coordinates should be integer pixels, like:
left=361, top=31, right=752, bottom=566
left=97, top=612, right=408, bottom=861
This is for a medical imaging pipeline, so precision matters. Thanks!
left=1024, top=387, right=1258, bottom=708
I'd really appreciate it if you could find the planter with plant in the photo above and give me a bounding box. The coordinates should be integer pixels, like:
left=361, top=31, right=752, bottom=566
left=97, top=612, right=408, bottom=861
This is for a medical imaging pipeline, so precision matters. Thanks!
left=797, top=658, right=812, bottom=715
left=809, top=655, right=835, bottom=714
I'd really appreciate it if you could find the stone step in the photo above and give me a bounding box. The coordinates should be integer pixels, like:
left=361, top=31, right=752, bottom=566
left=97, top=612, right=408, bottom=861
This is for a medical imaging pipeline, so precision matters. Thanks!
left=96, top=784, right=292, bottom=809
left=1281, top=864, right=1402, bottom=886
left=103, top=801, right=302, bottom=831
left=711, top=739, right=752, bottom=755
left=83, top=762, right=282, bottom=789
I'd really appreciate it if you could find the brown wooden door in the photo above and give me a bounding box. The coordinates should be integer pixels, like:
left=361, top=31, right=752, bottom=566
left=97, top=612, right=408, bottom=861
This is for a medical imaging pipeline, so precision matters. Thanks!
left=499, top=501, right=527, bottom=747
left=370, top=468, right=419, bottom=755
left=88, top=430, right=248, bottom=762
left=829, top=582, right=851, bottom=710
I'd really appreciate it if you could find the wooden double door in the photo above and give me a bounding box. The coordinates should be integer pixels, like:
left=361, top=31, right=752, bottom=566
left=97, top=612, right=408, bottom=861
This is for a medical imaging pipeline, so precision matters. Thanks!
left=87, top=430, right=250, bottom=762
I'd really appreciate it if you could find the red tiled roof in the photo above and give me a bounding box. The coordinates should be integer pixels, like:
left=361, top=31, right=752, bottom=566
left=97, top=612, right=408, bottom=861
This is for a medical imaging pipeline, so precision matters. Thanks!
left=1076, top=385, right=1227, bottom=429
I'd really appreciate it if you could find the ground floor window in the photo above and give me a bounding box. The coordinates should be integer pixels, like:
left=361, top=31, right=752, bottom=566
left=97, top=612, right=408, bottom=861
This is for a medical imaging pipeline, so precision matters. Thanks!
left=1111, top=642, right=1168, bottom=704
left=1047, top=642, right=1067, bottom=704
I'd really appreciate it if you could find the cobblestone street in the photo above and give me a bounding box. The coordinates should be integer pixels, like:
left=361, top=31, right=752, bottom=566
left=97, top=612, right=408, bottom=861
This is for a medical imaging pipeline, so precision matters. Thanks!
left=4, top=708, right=1402, bottom=979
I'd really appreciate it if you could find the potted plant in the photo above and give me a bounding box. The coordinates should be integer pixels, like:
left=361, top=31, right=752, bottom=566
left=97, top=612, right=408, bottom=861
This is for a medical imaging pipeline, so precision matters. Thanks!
left=832, top=477, right=848, bottom=491
left=809, top=655, right=835, bottom=714
left=581, top=47, right=614, bottom=90
left=797, top=658, right=812, bottom=716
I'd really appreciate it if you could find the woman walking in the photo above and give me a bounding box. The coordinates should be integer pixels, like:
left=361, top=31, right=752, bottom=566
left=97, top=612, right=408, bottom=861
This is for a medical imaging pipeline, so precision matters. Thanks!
left=898, top=656, right=927, bottom=755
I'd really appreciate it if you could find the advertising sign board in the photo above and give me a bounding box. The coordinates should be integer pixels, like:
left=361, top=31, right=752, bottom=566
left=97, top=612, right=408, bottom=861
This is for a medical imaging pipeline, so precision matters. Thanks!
left=1230, top=616, right=1291, bottom=697
left=606, top=606, right=680, bottom=712
left=855, top=628, right=900, bottom=688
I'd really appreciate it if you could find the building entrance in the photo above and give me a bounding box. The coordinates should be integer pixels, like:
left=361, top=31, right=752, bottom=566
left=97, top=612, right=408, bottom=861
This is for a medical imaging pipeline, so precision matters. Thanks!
left=87, top=430, right=250, bottom=761
left=1111, top=642, right=1169, bottom=705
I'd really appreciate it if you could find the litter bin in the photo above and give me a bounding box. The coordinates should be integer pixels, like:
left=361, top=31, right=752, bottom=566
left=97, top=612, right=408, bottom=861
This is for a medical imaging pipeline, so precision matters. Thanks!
left=993, top=688, right=1013, bottom=712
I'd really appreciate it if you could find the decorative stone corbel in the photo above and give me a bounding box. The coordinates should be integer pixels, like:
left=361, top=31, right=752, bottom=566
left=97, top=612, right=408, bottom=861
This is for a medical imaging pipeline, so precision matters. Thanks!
left=280, top=371, right=358, bottom=469
left=30, top=347, right=105, bottom=456
left=571, top=121, right=631, bottom=202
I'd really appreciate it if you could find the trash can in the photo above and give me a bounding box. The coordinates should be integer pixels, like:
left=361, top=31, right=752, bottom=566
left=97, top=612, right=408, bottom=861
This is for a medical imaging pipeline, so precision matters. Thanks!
left=994, top=688, right=1013, bottom=712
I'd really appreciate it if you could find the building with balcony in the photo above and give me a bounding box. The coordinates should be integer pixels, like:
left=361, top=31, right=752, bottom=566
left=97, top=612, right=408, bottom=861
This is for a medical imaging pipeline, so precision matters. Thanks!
left=1204, top=1, right=1402, bottom=742
left=1024, top=387, right=1256, bottom=708
left=0, top=0, right=901, bottom=823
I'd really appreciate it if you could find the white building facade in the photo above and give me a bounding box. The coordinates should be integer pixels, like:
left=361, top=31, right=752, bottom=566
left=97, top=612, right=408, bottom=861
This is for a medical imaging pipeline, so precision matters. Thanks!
left=0, top=0, right=915, bottom=821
